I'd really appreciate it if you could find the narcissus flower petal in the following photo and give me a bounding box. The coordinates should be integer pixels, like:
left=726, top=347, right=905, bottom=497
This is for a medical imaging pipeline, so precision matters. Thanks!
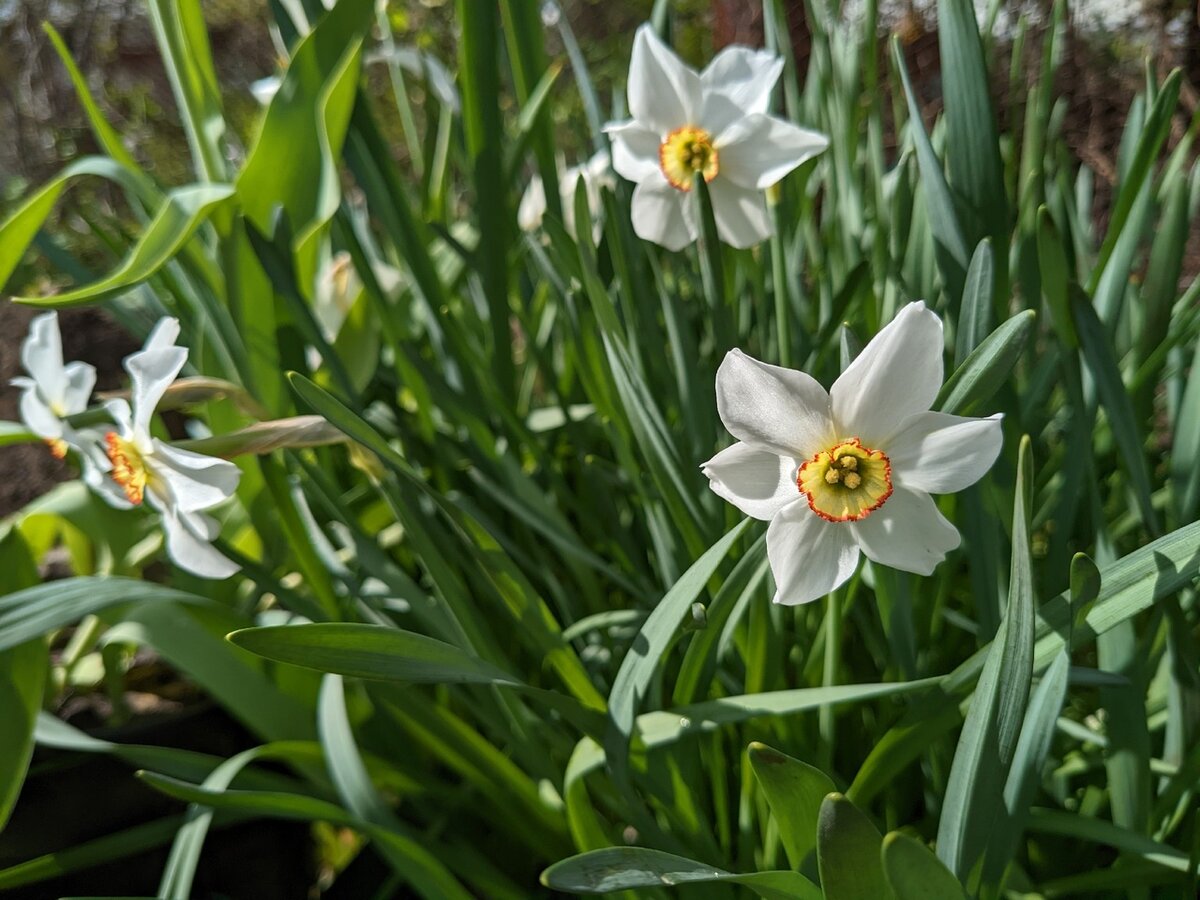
left=830, top=301, right=944, bottom=446
left=888, top=412, right=1004, bottom=494
left=701, top=442, right=798, bottom=521
left=716, top=113, right=830, bottom=190
left=714, top=349, right=832, bottom=459
left=767, top=503, right=861, bottom=605
left=849, top=487, right=961, bottom=576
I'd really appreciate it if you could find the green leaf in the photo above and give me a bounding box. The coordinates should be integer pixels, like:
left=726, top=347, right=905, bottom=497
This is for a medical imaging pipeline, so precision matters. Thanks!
left=1027, top=807, right=1198, bottom=873
left=1037, top=207, right=1076, bottom=347
left=938, top=437, right=1035, bottom=880
left=1087, top=69, right=1181, bottom=293
left=237, top=0, right=373, bottom=285
left=983, top=649, right=1071, bottom=883
left=955, top=239, right=995, bottom=365
left=748, top=741, right=835, bottom=870
left=144, top=0, right=228, bottom=181
left=0, top=157, right=151, bottom=291
left=0, top=817, right=191, bottom=891
left=0, top=532, right=45, bottom=831
left=228, top=623, right=523, bottom=686
left=1098, top=617, right=1152, bottom=835
left=540, top=847, right=820, bottom=899
left=1071, top=290, right=1160, bottom=535
left=938, top=310, right=1035, bottom=415
left=881, top=832, right=966, bottom=900
left=891, top=37, right=969, bottom=298
left=1173, top=328, right=1200, bottom=522
left=457, top=0, right=515, bottom=401
left=11, top=184, right=236, bottom=308
left=997, top=437, right=1037, bottom=767
left=0, top=576, right=203, bottom=655
left=937, top=0, right=1007, bottom=249
left=604, top=520, right=751, bottom=777
left=0, top=422, right=36, bottom=447
left=818, top=793, right=894, bottom=900
left=139, top=770, right=474, bottom=900
left=102, top=602, right=314, bottom=743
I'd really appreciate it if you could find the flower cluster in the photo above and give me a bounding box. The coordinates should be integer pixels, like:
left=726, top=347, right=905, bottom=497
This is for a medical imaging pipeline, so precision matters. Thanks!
left=12, top=313, right=241, bottom=578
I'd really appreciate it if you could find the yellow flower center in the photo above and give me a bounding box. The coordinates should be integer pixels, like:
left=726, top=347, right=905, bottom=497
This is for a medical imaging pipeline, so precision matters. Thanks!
left=105, top=432, right=148, bottom=505
left=659, top=126, right=718, bottom=191
left=797, top=438, right=893, bottom=522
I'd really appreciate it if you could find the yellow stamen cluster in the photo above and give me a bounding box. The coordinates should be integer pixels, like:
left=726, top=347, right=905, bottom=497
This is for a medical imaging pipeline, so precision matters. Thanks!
left=105, top=432, right=148, bottom=505
left=659, top=126, right=719, bottom=191
left=797, top=438, right=892, bottom=522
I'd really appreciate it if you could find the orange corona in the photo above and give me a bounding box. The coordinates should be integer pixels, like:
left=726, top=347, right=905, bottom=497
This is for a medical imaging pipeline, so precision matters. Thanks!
left=796, top=438, right=893, bottom=522
left=659, top=126, right=719, bottom=191
left=105, top=432, right=148, bottom=505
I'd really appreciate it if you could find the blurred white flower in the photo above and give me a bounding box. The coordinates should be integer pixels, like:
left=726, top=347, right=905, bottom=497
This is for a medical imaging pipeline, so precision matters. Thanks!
left=102, top=318, right=242, bottom=579
left=250, top=76, right=281, bottom=106
left=517, top=151, right=614, bottom=242
left=702, top=302, right=1003, bottom=605
left=604, top=24, right=829, bottom=250
left=11, top=311, right=96, bottom=460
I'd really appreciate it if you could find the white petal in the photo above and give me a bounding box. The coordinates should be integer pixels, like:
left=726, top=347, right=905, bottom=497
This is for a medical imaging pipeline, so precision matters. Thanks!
left=849, top=487, right=960, bottom=576
left=556, top=165, right=589, bottom=239
left=583, top=149, right=614, bottom=183
left=708, top=178, right=771, bottom=248
left=18, top=389, right=63, bottom=440
left=143, top=317, right=182, bottom=353
left=61, top=361, right=97, bottom=414
left=127, top=346, right=187, bottom=439
left=21, top=312, right=66, bottom=401
left=517, top=175, right=547, bottom=232
left=767, top=502, right=860, bottom=605
left=627, top=24, right=700, bottom=133
left=605, top=119, right=663, bottom=183
left=889, top=412, right=1004, bottom=494
left=158, top=506, right=240, bottom=579
left=830, top=302, right=944, bottom=446
left=148, top=440, right=241, bottom=513
left=701, top=441, right=798, bottom=521
left=630, top=177, right=696, bottom=250
left=715, top=349, right=833, bottom=459
left=700, top=46, right=783, bottom=134
left=716, top=113, right=830, bottom=189
left=104, top=398, right=134, bottom=438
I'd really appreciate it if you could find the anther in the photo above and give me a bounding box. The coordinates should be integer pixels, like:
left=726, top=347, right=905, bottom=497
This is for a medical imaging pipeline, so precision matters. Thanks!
left=825, top=468, right=841, bottom=484
left=840, top=456, right=858, bottom=470
left=843, top=472, right=862, bottom=490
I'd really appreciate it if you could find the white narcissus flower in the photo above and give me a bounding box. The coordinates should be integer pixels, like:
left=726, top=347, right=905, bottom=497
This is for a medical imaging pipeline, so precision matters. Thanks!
left=517, top=151, right=615, bottom=242
left=11, top=311, right=97, bottom=460
left=604, top=24, right=829, bottom=250
left=702, top=302, right=1003, bottom=605
left=102, top=318, right=242, bottom=579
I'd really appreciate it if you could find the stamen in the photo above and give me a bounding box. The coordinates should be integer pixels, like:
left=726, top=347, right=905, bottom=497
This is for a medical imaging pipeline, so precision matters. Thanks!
left=105, top=432, right=148, bottom=505
left=659, top=126, right=719, bottom=191
left=796, top=437, right=893, bottom=522
left=46, top=438, right=68, bottom=460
